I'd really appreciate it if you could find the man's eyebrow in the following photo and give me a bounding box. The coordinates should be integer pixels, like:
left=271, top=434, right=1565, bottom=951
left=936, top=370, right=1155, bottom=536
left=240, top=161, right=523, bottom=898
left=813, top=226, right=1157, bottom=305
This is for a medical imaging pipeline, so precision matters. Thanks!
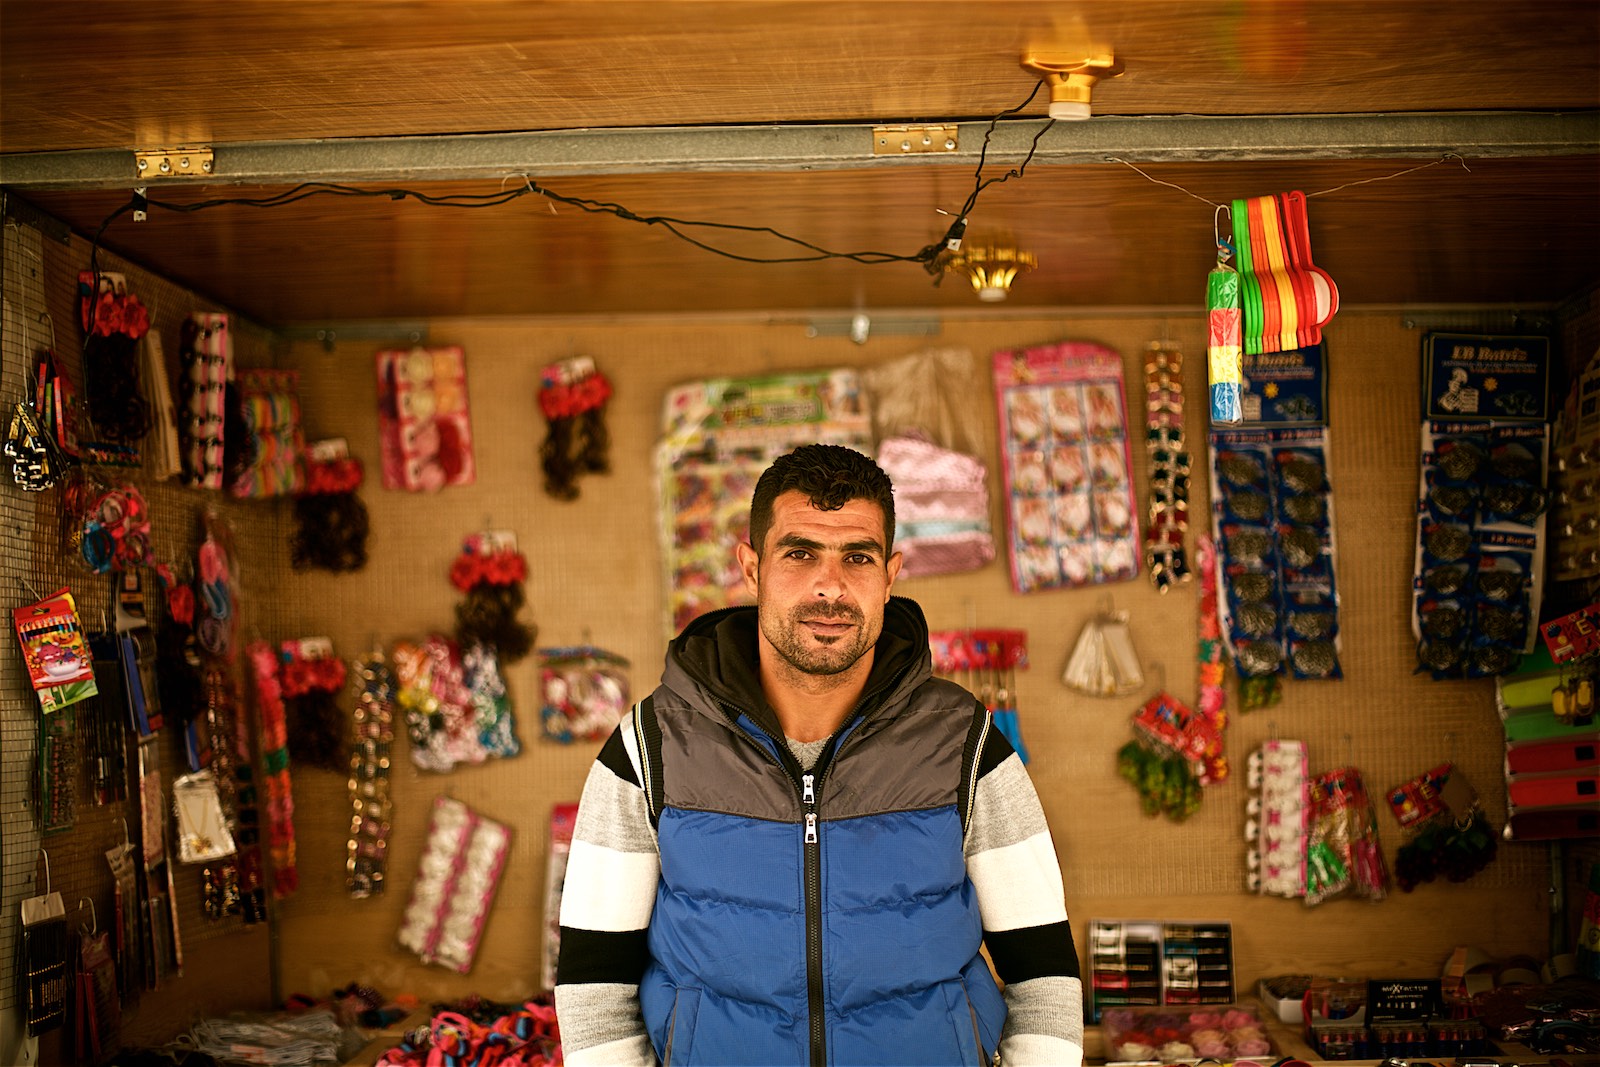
left=774, top=533, right=884, bottom=556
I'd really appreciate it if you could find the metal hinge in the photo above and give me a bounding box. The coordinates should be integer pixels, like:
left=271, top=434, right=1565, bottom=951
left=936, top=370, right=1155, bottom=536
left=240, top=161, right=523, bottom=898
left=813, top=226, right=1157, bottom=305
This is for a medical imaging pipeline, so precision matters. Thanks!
left=134, top=145, right=214, bottom=179
left=871, top=124, right=958, bottom=155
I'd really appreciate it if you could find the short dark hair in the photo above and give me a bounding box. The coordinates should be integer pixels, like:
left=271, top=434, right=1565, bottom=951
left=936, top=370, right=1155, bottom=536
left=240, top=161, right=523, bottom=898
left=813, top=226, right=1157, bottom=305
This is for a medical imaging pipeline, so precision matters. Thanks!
left=748, top=443, right=895, bottom=558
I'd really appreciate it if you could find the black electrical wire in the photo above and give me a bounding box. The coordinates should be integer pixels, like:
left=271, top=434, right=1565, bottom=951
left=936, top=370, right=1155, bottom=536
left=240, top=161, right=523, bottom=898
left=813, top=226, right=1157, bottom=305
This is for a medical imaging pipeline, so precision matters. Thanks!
left=92, top=81, right=1056, bottom=272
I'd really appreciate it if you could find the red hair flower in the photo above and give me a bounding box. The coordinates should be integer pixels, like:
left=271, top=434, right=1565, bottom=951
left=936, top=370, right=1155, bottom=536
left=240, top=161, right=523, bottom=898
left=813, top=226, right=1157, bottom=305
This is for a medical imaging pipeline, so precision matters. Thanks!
left=279, top=656, right=349, bottom=698
left=449, top=548, right=528, bottom=592
left=539, top=371, right=612, bottom=421
left=89, top=290, right=151, bottom=340
left=302, top=456, right=364, bottom=495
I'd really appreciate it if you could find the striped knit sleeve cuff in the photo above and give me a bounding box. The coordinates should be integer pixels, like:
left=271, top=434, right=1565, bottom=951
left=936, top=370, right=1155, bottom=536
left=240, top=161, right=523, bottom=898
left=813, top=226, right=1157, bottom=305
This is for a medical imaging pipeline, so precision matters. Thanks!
left=554, top=984, right=659, bottom=1066
left=999, top=974, right=1085, bottom=1067
left=555, top=716, right=661, bottom=1058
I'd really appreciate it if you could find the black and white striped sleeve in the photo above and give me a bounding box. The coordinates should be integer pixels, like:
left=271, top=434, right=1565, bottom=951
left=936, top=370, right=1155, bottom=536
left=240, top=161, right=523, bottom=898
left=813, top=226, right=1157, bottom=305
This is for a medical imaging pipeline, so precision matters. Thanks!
left=553, top=712, right=661, bottom=1066
left=965, top=725, right=1085, bottom=1067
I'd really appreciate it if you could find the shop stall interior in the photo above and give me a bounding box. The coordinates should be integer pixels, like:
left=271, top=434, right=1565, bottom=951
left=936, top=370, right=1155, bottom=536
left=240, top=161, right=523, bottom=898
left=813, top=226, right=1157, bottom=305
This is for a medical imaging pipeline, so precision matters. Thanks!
left=2, top=3, right=1598, bottom=1065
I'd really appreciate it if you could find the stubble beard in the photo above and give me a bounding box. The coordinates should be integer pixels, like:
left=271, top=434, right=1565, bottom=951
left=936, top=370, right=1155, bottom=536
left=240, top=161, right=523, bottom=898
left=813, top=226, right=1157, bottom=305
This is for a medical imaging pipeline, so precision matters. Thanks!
left=763, top=602, right=875, bottom=678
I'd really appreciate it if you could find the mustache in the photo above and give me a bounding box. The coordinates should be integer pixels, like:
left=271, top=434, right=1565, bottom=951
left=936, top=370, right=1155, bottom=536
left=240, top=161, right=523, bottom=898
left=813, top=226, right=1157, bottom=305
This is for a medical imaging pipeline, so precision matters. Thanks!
left=796, top=606, right=863, bottom=624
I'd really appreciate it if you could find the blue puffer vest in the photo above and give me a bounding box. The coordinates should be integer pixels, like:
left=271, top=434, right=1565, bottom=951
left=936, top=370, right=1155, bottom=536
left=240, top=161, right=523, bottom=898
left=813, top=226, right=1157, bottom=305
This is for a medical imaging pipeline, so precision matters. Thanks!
left=633, top=599, right=1005, bottom=1067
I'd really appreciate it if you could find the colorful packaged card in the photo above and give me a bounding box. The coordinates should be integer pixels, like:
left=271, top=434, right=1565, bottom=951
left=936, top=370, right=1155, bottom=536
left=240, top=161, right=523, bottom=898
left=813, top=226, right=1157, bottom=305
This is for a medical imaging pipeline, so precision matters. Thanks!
left=230, top=368, right=305, bottom=498
left=655, top=370, right=872, bottom=635
left=992, top=342, right=1140, bottom=593
left=14, top=589, right=97, bottom=713
left=375, top=346, right=476, bottom=492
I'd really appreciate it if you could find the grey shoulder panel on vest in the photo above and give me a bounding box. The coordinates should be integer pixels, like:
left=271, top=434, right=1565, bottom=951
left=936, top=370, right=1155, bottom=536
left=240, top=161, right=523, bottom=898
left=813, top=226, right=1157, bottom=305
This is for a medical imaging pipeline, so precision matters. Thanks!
left=654, top=690, right=800, bottom=822
left=823, top=677, right=973, bottom=820
left=650, top=679, right=977, bottom=824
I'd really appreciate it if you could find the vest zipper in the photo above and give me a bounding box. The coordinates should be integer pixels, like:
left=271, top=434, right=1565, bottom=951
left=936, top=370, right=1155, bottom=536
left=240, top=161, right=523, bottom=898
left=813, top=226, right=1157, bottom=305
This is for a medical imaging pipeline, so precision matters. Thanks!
left=712, top=677, right=915, bottom=1067
left=712, top=698, right=829, bottom=1065
left=802, top=772, right=825, bottom=1067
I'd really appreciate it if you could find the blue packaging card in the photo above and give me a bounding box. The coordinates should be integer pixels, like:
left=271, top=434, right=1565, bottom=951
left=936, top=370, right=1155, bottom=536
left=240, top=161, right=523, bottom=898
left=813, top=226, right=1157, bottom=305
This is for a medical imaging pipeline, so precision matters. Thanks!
left=1237, top=342, right=1328, bottom=426
left=1421, top=333, right=1550, bottom=422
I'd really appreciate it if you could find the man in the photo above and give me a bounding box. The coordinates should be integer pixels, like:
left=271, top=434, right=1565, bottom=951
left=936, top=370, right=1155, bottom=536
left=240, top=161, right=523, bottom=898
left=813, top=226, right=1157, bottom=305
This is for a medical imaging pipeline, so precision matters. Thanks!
left=555, top=443, right=1082, bottom=1066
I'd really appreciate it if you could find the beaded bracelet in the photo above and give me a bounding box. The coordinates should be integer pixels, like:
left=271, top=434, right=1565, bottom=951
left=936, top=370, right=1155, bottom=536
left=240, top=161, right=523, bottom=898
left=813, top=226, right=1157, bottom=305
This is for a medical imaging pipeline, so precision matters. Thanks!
left=1144, top=344, right=1192, bottom=590
left=348, top=653, right=396, bottom=899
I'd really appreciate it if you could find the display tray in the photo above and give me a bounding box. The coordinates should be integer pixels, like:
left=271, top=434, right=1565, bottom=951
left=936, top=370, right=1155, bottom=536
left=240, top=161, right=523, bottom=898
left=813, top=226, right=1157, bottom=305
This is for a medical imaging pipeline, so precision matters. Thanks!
left=1099, top=1003, right=1273, bottom=1064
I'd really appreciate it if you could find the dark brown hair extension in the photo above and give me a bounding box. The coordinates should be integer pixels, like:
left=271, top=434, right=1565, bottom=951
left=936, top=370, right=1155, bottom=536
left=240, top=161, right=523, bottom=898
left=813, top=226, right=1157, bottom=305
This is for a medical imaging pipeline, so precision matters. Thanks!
left=283, top=689, right=347, bottom=772
left=455, top=584, right=536, bottom=663
left=577, top=407, right=611, bottom=474
left=540, top=417, right=582, bottom=500
left=83, top=332, right=152, bottom=442
left=290, top=493, right=370, bottom=572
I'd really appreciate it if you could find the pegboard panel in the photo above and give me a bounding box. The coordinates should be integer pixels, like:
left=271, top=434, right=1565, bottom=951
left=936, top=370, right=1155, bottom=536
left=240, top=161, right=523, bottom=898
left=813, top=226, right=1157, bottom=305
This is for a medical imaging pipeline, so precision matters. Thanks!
left=262, top=307, right=1557, bottom=1005
left=2, top=217, right=286, bottom=1056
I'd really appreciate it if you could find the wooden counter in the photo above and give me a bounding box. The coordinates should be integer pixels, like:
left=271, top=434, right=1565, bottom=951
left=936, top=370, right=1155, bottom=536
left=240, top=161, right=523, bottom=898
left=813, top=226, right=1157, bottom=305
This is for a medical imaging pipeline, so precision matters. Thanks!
left=340, top=1001, right=1563, bottom=1066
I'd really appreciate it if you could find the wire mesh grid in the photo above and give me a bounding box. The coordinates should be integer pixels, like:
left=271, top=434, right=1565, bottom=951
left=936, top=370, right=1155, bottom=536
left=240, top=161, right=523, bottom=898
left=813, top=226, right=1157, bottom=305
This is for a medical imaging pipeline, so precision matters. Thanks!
left=2, top=215, right=290, bottom=1030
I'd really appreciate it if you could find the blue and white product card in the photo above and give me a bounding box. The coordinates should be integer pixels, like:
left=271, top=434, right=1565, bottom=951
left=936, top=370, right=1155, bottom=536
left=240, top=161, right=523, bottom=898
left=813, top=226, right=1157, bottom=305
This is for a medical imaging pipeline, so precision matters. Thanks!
left=1421, top=333, right=1550, bottom=422
left=1237, top=342, right=1328, bottom=426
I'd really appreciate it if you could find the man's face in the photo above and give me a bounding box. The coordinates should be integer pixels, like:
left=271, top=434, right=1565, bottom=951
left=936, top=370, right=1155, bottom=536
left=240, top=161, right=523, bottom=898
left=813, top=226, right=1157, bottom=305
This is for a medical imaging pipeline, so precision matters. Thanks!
left=737, top=490, right=902, bottom=678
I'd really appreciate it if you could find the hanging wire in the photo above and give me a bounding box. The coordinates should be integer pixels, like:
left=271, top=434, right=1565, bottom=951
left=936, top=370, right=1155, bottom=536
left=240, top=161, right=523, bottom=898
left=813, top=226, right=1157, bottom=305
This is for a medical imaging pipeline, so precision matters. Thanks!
left=1106, top=156, right=1226, bottom=208
left=1304, top=152, right=1470, bottom=197
left=93, top=82, right=1057, bottom=273
left=1109, top=151, right=1473, bottom=206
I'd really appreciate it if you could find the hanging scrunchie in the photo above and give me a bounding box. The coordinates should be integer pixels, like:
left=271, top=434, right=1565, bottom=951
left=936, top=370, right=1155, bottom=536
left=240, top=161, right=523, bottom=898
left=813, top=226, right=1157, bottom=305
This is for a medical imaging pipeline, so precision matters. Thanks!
left=537, top=357, right=612, bottom=501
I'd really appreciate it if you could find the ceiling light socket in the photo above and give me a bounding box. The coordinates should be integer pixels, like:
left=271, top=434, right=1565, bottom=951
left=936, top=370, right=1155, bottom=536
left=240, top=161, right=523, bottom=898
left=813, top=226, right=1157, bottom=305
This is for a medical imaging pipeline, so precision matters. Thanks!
left=941, top=244, right=1037, bottom=302
left=1020, top=51, right=1124, bottom=121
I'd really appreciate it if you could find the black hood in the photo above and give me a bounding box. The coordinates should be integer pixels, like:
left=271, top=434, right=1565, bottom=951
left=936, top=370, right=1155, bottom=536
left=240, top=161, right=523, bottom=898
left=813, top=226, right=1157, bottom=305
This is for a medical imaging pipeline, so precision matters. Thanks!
left=661, top=595, right=933, bottom=738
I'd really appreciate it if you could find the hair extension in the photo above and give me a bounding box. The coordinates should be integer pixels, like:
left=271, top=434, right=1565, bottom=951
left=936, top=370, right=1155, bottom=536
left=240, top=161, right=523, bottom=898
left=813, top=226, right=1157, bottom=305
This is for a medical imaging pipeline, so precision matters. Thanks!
left=455, top=583, right=535, bottom=663
left=537, top=358, right=612, bottom=500
left=83, top=332, right=152, bottom=442
left=291, top=493, right=370, bottom=572
left=282, top=686, right=347, bottom=772
left=540, top=416, right=582, bottom=500
left=292, top=455, right=369, bottom=572
left=577, top=406, right=611, bottom=474
left=278, top=653, right=350, bottom=774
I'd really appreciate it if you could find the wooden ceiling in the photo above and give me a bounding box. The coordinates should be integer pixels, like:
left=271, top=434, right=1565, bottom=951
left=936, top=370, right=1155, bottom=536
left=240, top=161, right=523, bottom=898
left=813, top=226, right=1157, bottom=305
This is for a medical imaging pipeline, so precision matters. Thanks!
left=3, top=1, right=1598, bottom=326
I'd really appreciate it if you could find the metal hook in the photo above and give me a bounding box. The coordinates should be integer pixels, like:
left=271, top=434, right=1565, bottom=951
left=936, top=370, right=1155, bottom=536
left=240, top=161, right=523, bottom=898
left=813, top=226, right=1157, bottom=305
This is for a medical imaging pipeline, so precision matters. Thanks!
left=119, top=817, right=130, bottom=847
left=78, top=897, right=96, bottom=934
left=38, top=311, right=56, bottom=351
left=16, top=575, right=44, bottom=601
left=40, top=848, right=51, bottom=892
left=1214, top=203, right=1235, bottom=261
